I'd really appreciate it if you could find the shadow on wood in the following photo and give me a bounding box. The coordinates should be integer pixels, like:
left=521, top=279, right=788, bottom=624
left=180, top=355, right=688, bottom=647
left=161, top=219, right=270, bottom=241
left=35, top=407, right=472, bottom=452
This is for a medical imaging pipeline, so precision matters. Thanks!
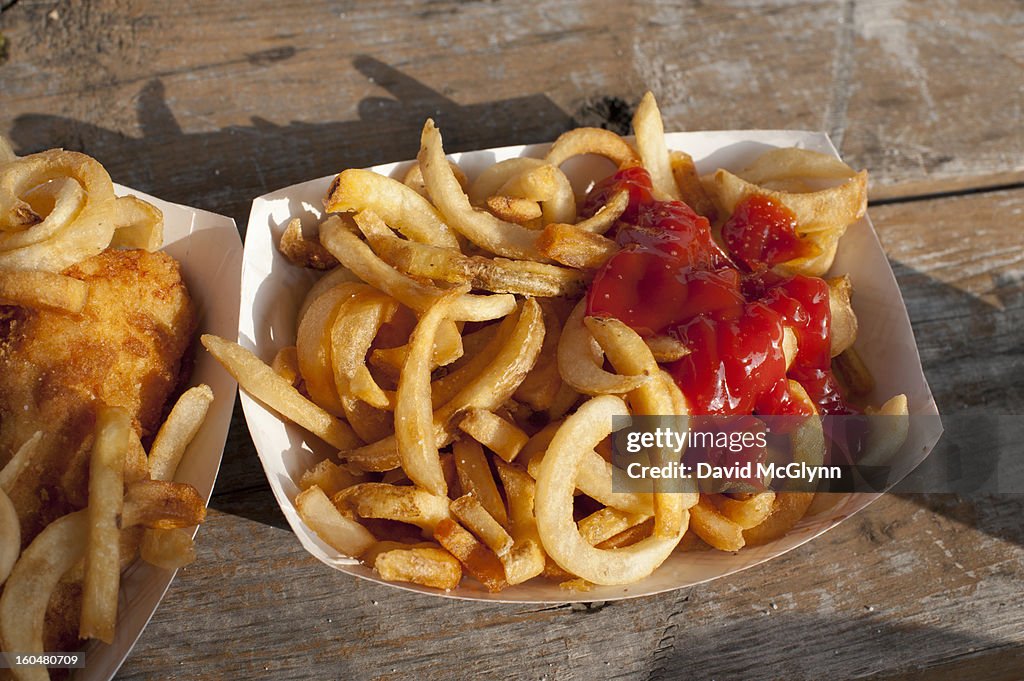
left=890, top=260, right=1024, bottom=549
left=7, top=56, right=577, bottom=228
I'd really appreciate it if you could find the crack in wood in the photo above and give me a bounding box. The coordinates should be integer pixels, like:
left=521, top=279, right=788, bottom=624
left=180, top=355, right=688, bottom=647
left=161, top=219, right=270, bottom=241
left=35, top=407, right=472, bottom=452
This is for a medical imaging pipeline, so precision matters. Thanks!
left=518, top=603, right=572, bottom=614
left=870, top=181, right=1024, bottom=207
left=825, top=0, right=857, bottom=150
left=647, top=593, right=689, bottom=681
left=209, top=482, right=273, bottom=500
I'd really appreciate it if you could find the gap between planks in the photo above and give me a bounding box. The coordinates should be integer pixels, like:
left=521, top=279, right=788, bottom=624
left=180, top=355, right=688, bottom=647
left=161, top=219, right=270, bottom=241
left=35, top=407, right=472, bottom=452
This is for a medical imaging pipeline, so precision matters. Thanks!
left=869, top=171, right=1024, bottom=205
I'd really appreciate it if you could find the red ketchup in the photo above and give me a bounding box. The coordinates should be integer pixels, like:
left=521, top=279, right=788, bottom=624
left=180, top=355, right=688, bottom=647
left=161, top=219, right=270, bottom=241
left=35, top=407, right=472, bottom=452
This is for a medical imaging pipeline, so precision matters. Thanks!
left=585, top=167, right=850, bottom=418
left=722, top=195, right=808, bottom=271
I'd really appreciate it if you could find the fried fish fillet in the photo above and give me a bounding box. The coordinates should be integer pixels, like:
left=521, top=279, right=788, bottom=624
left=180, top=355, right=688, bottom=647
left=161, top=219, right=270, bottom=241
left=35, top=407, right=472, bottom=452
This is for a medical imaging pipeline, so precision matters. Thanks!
left=0, top=248, right=197, bottom=545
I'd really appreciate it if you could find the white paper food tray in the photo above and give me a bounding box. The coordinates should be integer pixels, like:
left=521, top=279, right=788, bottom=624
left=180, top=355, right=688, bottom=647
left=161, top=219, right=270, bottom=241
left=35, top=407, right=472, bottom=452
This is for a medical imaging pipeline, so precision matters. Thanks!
left=75, top=187, right=241, bottom=679
left=240, top=131, right=940, bottom=603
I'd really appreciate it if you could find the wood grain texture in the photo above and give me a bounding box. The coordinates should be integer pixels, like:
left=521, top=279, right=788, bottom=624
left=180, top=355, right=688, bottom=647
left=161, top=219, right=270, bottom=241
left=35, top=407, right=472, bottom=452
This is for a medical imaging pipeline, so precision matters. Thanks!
left=117, top=492, right=1023, bottom=681
left=0, top=0, right=1021, bottom=679
left=2, top=0, right=1022, bottom=225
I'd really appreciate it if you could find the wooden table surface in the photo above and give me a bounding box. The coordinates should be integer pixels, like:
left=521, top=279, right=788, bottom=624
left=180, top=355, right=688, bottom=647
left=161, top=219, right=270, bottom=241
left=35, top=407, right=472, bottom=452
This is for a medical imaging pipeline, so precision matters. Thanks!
left=2, top=1, right=1022, bottom=679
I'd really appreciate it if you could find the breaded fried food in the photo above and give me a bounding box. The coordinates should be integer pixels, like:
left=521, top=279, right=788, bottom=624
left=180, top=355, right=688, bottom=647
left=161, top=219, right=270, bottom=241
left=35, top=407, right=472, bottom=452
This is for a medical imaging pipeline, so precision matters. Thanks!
left=0, top=248, right=196, bottom=545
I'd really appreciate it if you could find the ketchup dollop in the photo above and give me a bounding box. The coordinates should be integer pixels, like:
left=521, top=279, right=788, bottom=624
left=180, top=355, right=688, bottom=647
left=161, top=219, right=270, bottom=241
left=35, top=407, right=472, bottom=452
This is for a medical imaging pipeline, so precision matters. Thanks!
left=585, top=167, right=850, bottom=417
left=722, top=194, right=809, bottom=271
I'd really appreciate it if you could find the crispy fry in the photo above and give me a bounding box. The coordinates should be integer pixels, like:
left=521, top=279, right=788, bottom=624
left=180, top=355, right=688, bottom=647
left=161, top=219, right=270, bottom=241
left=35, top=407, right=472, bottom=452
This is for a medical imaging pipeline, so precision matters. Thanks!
left=357, top=209, right=587, bottom=297
left=278, top=217, right=339, bottom=270
left=122, top=479, right=207, bottom=530
left=433, top=518, right=508, bottom=592
left=558, top=300, right=648, bottom=396
left=371, top=318, right=464, bottom=374
left=433, top=299, right=544, bottom=428
left=860, top=394, right=910, bottom=467
left=833, top=346, right=875, bottom=397
left=689, top=495, right=745, bottom=552
left=80, top=406, right=129, bottom=643
left=0, top=176, right=82, bottom=251
left=325, top=168, right=460, bottom=248
left=578, top=507, right=650, bottom=546
left=573, top=189, right=628, bottom=234
left=295, top=485, right=376, bottom=558
left=644, top=334, right=690, bottom=363
left=499, top=538, right=545, bottom=586
left=342, top=300, right=544, bottom=472
left=633, top=92, right=680, bottom=201
left=202, top=334, right=361, bottom=450
left=782, top=326, right=799, bottom=370
left=740, top=147, right=860, bottom=185
left=110, top=194, right=164, bottom=251
left=493, top=459, right=540, bottom=543
left=596, top=517, right=655, bottom=549
left=297, top=281, right=367, bottom=415
left=321, top=214, right=516, bottom=321
left=419, top=120, right=549, bottom=261
left=374, top=545, right=463, bottom=591
left=469, top=159, right=547, bottom=212
left=585, top=315, right=695, bottom=537
left=494, top=162, right=576, bottom=225
left=710, top=166, right=867, bottom=233
left=670, top=151, right=717, bottom=219
left=742, top=492, right=815, bottom=546
left=788, top=380, right=826, bottom=473
left=429, top=314, right=517, bottom=408
left=717, top=492, right=776, bottom=530
left=298, top=459, right=365, bottom=497
left=453, top=438, right=509, bottom=527
left=0, top=269, right=89, bottom=313
left=395, top=286, right=469, bottom=496
left=334, top=483, right=450, bottom=536
left=0, top=511, right=87, bottom=679
left=708, top=166, right=867, bottom=276
left=828, top=275, right=857, bottom=357
left=320, top=212, right=451, bottom=311
left=534, top=395, right=685, bottom=585
left=513, top=300, right=564, bottom=411
left=330, top=290, right=397, bottom=406
left=148, top=384, right=214, bottom=482
left=450, top=493, right=513, bottom=556
left=140, top=528, right=197, bottom=570
left=545, top=127, right=639, bottom=169
left=402, top=159, right=470, bottom=201
left=457, top=408, right=529, bottom=464
left=516, top=421, right=561, bottom=472
left=341, top=396, right=395, bottom=444
left=297, top=254, right=363, bottom=322
left=537, top=222, right=618, bottom=269
left=0, top=431, right=41, bottom=492
left=272, top=345, right=301, bottom=385
left=0, top=490, right=19, bottom=586
left=527, top=446, right=653, bottom=516
left=486, top=195, right=542, bottom=223
left=349, top=365, right=396, bottom=410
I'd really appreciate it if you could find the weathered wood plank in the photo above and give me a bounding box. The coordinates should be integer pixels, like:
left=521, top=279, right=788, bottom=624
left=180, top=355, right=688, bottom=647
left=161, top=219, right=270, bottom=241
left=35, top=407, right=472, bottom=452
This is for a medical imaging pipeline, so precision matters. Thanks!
left=1, top=0, right=1021, bottom=227
left=117, top=491, right=1023, bottom=680
left=869, top=188, right=1024, bottom=412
